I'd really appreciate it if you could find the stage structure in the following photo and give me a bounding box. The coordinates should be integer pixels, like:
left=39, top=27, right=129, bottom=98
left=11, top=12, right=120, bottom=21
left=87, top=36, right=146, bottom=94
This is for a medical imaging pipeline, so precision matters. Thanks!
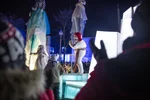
left=25, top=0, right=50, bottom=70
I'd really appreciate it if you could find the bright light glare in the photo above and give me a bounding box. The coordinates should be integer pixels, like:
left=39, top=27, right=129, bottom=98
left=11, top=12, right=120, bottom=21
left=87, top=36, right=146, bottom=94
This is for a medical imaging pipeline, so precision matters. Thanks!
left=121, top=7, right=134, bottom=41
left=29, top=55, right=38, bottom=70
left=89, top=31, right=119, bottom=74
left=120, top=6, right=136, bottom=53
left=121, top=5, right=139, bottom=42
left=121, top=19, right=134, bottom=42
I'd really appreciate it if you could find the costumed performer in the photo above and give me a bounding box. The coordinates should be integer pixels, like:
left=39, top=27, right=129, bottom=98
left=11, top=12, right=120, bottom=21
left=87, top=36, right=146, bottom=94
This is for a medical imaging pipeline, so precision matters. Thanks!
left=69, top=32, right=86, bottom=73
left=32, top=45, right=48, bottom=70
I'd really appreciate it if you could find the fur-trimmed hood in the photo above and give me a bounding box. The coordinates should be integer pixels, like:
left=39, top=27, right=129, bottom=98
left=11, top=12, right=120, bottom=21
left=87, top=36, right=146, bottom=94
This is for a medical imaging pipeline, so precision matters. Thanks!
left=0, top=69, right=45, bottom=100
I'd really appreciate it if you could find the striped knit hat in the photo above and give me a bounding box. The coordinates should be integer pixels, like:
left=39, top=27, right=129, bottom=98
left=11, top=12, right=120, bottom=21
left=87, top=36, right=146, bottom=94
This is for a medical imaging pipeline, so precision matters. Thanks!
left=0, top=20, right=25, bottom=70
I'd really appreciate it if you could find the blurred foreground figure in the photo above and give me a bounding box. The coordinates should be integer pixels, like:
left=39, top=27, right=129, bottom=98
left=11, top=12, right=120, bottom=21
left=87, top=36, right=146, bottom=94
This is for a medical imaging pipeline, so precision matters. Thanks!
left=0, top=20, right=53, bottom=100
left=75, top=0, right=150, bottom=100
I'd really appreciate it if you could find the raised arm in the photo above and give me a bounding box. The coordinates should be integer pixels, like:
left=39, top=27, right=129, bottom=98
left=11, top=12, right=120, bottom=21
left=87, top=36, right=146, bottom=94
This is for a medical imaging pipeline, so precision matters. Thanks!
left=69, top=41, right=82, bottom=49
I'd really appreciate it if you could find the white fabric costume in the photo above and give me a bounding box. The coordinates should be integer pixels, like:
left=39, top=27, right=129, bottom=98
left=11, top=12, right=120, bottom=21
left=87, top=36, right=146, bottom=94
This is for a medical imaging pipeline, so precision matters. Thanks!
left=70, top=0, right=88, bottom=42
left=69, top=32, right=86, bottom=73
left=25, top=0, right=49, bottom=70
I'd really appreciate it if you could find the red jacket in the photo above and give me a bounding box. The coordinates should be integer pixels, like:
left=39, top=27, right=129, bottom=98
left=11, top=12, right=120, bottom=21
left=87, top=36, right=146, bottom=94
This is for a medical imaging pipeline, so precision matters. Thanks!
left=40, top=89, right=54, bottom=100
left=75, top=42, right=150, bottom=100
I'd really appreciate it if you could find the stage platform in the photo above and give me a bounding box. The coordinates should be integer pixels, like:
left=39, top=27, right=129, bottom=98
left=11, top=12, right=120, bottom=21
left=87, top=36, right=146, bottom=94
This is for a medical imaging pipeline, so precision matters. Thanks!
left=60, top=73, right=88, bottom=99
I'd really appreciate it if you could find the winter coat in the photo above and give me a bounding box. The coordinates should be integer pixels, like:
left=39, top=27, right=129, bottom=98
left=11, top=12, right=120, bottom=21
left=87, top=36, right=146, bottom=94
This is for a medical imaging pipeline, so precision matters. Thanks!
left=45, top=60, right=64, bottom=84
left=51, top=62, right=63, bottom=83
left=75, top=37, right=150, bottom=100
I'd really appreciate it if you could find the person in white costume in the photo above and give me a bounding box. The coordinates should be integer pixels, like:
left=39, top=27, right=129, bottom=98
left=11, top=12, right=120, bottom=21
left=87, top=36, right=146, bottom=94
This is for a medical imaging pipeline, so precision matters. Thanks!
left=69, top=32, right=86, bottom=73
left=31, top=45, right=48, bottom=70
left=70, top=0, right=88, bottom=43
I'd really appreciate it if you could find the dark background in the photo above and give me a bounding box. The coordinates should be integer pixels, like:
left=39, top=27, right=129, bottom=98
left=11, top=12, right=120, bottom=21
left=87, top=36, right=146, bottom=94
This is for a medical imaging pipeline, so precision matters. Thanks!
left=0, top=0, right=140, bottom=37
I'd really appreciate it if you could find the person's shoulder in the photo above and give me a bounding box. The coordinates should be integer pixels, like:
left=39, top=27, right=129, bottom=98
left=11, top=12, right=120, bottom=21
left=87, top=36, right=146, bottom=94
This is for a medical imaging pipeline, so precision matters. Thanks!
left=57, top=62, right=62, bottom=67
left=77, top=40, right=86, bottom=47
left=102, top=51, right=137, bottom=75
left=94, top=55, right=125, bottom=71
left=105, top=53, right=128, bottom=68
left=80, top=40, right=86, bottom=44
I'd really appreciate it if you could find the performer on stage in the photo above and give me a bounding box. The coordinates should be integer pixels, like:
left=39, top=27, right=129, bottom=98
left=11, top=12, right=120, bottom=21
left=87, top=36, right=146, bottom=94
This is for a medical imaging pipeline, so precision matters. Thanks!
left=69, top=32, right=87, bottom=73
left=32, top=45, right=48, bottom=70
left=70, top=0, right=88, bottom=43
left=25, top=0, right=50, bottom=70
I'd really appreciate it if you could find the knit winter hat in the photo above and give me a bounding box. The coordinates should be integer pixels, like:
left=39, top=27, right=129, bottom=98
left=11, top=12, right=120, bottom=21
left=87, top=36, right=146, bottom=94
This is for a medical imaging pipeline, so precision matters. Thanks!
left=50, top=54, right=59, bottom=61
left=74, top=32, right=82, bottom=41
left=131, top=0, right=150, bottom=37
left=0, top=20, right=25, bottom=70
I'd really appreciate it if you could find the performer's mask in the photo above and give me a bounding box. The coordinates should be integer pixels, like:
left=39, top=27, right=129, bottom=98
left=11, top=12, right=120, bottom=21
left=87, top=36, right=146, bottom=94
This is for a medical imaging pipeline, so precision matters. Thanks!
left=73, top=35, right=79, bottom=43
left=74, top=32, right=82, bottom=43
left=38, top=45, right=44, bottom=51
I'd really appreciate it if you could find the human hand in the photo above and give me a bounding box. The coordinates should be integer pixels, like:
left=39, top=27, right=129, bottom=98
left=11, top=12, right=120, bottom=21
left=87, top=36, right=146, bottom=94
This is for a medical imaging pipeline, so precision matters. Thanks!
left=90, top=38, right=108, bottom=62
left=69, top=40, right=73, bottom=46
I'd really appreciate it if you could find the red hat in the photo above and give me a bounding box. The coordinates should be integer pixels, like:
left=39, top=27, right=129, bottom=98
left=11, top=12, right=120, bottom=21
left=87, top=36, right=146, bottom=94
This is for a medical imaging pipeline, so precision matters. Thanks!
left=74, top=32, right=82, bottom=41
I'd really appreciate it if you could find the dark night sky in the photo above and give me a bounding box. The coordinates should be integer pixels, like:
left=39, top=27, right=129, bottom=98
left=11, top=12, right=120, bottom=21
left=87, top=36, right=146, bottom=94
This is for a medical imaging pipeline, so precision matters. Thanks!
left=0, top=0, right=140, bottom=37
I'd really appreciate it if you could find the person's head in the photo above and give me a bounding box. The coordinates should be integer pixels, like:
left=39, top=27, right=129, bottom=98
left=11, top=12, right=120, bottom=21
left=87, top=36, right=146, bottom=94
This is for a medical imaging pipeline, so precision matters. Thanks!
left=74, top=32, right=82, bottom=43
left=38, top=45, right=44, bottom=51
left=131, top=0, right=150, bottom=39
left=46, top=54, right=59, bottom=69
left=34, top=0, right=46, bottom=10
left=50, top=54, right=59, bottom=62
left=0, top=20, right=25, bottom=70
left=79, top=0, right=86, bottom=5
